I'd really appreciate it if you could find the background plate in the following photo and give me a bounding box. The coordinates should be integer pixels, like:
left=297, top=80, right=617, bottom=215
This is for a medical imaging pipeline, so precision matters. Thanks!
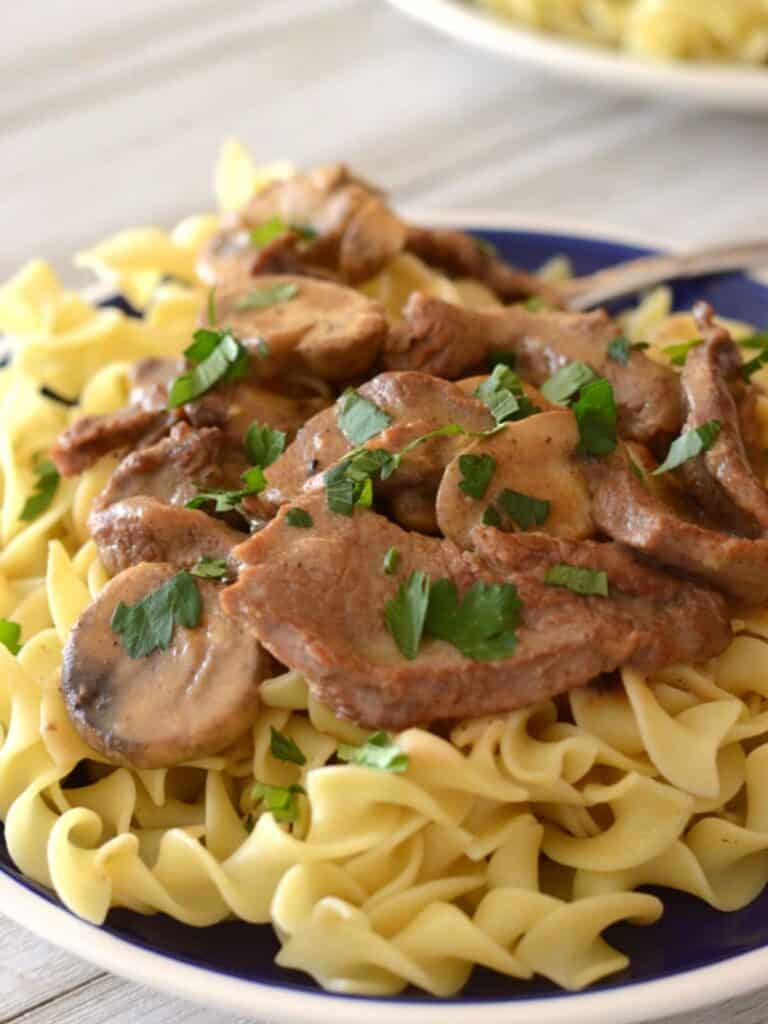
left=2, top=221, right=768, bottom=1024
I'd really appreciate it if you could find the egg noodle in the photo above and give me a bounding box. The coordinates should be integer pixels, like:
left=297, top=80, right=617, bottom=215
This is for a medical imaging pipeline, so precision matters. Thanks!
left=476, top=0, right=768, bottom=64
left=2, top=139, right=768, bottom=997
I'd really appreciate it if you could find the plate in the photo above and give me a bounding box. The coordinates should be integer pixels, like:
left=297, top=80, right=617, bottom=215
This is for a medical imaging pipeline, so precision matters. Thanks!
left=3, top=220, right=768, bottom=1023
left=385, top=0, right=768, bottom=112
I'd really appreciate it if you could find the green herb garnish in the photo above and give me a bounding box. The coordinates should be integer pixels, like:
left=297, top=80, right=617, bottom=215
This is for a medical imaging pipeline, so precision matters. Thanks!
left=285, top=507, right=313, bottom=528
left=185, top=466, right=265, bottom=512
left=252, top=781, right=305, bottom=823
left=498, top=488, right=550, bottom=530
left=741, top=351, right=768, bottom=380
left=111, top=571, right=202, bottom=658
left=487, top=350, right=516, bottom=370
left=653, top=420, right=722, bottom=475
left=190, top=556, right=228, bottom=579
left=337, top=731, right=409, bottom=773
left=337, top=389, right=392, bottom=446
left=270, top=726, right=307, bottom=766
left=573, top=378, right=617, bottom=456
left=250, top=216, right=290, bottom=248
left=0, top=619, right=22, bottom=656
left=384, top=570, right=430, bottom=660
left=425, top=579, right=522, bottom=661
left=739, top=332, right=768, bottom=350
left=545, top=564, right=608, bottom=597
left=206, top=288, right=217, bottom=326
left=324, top=448, right=393, bottom=516
left=168, top=329, right=249, bottom=408
left=458, top=453, right=496, bottom=499
left=525, top=296, right=549, bottom=312
left=383, top=547, right=400, bottom=575
left=540, top=361, right=596, bottom=405
left=663, top=338, right=702, bottom=367
left=483, top=505, right=502, bottom=527
left=20, top=459, right=60, bottom=522
left=475, top=365, right=538, bottom=425
left=607, top=335, right=648, bottom=366
left=245, top=422, right=286, bottom=468
left=234, top=283, right=298, bottom=311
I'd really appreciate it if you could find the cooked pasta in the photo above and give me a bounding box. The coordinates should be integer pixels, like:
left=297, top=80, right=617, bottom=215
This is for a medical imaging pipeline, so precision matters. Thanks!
left=475, top=0, right=768, bottom=64
left=2, top=139, right=768, bottom=998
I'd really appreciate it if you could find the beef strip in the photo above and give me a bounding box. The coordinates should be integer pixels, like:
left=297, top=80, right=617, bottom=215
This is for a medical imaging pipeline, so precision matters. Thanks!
left=51, top=406, right=173, bottom=477
left=221, top=495, right=729, bottom=729
left=676, top=302, right=768, bottom=537
left=386, top=294, right=682, bottom=445
left=62, top=562, right=269, bottom=768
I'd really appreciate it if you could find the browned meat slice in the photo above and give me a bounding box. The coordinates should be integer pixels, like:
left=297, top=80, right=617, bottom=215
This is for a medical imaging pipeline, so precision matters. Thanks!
left=587, top=448, right=768, bottom=605
left=386, top=294, right=682, bottom=445
left=185, top=380, right=326, bottom=446
left=677, top=302, right=768, bottom=537
left=89, top=497, right=246, bottom=577
left=51, top=406, right=173, bottom=477
left=436, top=411, right=593, bottom=549
left=405, top=225, right=560, bottom=304
left=254, top=371, right=494, bottom=515
left=62, top=562, right=269, bottom=768
left=221, top=495, right=729, bottom=729
left=211, top=275, right=387, bottom=383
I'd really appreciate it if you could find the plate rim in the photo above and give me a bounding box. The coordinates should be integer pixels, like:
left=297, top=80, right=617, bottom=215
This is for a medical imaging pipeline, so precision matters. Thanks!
left=385, top=0, right=768, bottom=111
left=3, top=212, right=768, bottom=1023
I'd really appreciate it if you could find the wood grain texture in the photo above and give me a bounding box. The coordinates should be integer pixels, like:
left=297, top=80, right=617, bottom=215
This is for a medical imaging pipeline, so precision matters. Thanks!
left=2, top=0, right=768, bottom=1021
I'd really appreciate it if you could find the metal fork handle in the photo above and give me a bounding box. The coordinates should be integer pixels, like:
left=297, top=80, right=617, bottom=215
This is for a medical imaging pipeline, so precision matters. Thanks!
left=560, top=240, right=768, bottom=312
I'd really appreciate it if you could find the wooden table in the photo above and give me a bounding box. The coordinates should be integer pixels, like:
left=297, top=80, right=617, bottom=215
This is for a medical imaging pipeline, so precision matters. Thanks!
left=2, top=1, right=768, bottom=1020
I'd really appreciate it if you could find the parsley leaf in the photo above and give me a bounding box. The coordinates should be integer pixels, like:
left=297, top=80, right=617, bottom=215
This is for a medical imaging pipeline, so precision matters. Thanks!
left=337, top=389, right=392, bottom=445
left=525, top=296, right=549, bottom=312
left=111, top=571, right=202, bottom=658
left=338, top=731, right=409, bottom=773
left=573, top=378, right=617, bottom=456
left=168, top=329, right=249, bottom=408
left=653, top=420, right=722, bottom=475
left=270, top=726, right=307, bottom=766
left=234, top=283, right=298, bottom=311
left=545, top=564, right=608, bottom=597
left=383, top=547, right=400, bottom=574
left=245, top=422, right=286, bottom=468
left=20, top=459, right=60, bottom=522
left=252, top=781, right=305, bottom=823
left=206, top=287, right=217, bottom=326
left=250, top=216, right=290, bottom=248
left=425, top=579, right=522, bottom=661
left=739, top=332, right=768, bottom=350
left=325, top=448, right=394, bottom=516
left=185, top=466, right=265, bottom=512
left=663, top=338, right=702, bottom=367
left=498, top=488, right=550, bottom=530
left=190, top=556, right=228, bottom=579
left=487, top=350, right=516, bottom=370
left=458, top=453, right=496, bottom=499
left=285, top=507, right=313, bottom=528
left=384, top=570, right=430, bottom=660
left=475, top=365, right=538, bottom=425
left=0, top=619, right=21, bottom=656
left=483, top=505, right=502, bottom=527
left=540, top=361, right=597, bottom=405
left=741, top=351, right=768, bottom=380
left=607, top=335, right=648, bottom=366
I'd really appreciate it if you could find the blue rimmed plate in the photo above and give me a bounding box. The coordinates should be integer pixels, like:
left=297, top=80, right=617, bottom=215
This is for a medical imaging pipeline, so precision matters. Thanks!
left=2, top=219, right=768, bottom=1023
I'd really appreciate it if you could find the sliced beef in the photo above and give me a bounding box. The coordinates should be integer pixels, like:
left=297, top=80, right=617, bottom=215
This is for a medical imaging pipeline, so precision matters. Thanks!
left=386, top=294, right=682, bottom=445
left=436, top=411, right=593, bottom=549
left=211, top=275, right=387, bottom=383
left=677, top=302, right=768, bottom=537
left=51, top=406, right=173, bottom=477
left=185, top=380, right=326, bottom=446
left=90, top=496, right=246, bottom=577
left=62, top=562, right=269, bottom=768
left=221, top=495, right=730, bottom=729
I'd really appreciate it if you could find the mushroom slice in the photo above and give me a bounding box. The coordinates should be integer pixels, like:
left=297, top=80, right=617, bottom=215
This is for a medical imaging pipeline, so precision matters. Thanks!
left=437, top=411, right=593, bottom=549
left=212, top=275, right=387, bottom=382
left=62, top=562, right=269, bottom=769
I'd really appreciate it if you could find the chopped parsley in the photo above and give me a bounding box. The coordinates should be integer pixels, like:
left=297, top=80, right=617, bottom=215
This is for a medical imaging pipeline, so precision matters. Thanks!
left=545, top=564, right=608, bottom=597
left=111, top=570, right=202, bottom=658
left=185, top=466, right=266, bottom=512
left=384, top=570, right=430, bottom=660
left=337, top=389, right=392, bottom=445
left=663, top=338, right=702, bottom=367
left=573, top=378, right=617, bottom=456
left=168, top=329, right=249, bottom=408
left=269, top=726, right=307, bottom=766
left=458, top=453, right=496, bottom=499
left=324, top=448, right=393, bottom=516
left=20, top=459, right=60, bottom=522
left=525, top=296, right=549, bottom=312
left=285, top=507, right=313, bottom=528
left=190, top=556, right=229, bottom=579
left=249, top=217, right=317, bottom=247
left=337, top=731, right=409, bottom=773
left=653, top=420, right=722, bottom=476
left=383, top=546, right=400, bottom=575
left=252, top=781, right=305, bottom=824
left=497, top=488, right=550, bottom=530
left=234, top=282, right=298, bottom=311
left=206, top=287, right=217, bottom=326
left=0, top=619, right=22, bottom=656
left=482, top=505, right=502, bottom=527
left=474, top=365, right=538, bottom=425
left=741, top=350, right=768, bottom=380
left=487, top=350, right=516, bottom=370
left=245, top=422, right=286, bottom=467
left=540, top=361, right=596, bottom=405
left=425, top=579, right=522, bottom=661
left=739, top=332, right=768, bottom=350
left=607, top=335, right=648, bottom=366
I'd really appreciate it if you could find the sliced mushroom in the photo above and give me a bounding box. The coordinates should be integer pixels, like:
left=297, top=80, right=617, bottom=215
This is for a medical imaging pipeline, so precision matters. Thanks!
left=62, top=562, right=270, bottom=768
left=437, top=411, right=593, bottom=549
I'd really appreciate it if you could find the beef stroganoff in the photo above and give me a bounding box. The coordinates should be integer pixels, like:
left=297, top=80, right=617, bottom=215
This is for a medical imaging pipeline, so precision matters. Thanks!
left=2, top=139, right=768, bottom=996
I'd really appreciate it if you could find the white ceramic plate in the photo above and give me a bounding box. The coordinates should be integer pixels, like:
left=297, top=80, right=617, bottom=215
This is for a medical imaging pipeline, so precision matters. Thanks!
left=385, top=0, right=768, bottom=112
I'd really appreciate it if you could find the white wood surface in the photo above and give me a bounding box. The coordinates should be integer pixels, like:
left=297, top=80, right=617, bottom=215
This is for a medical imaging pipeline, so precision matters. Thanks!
left=2, top=0, right=768, bottom=1021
